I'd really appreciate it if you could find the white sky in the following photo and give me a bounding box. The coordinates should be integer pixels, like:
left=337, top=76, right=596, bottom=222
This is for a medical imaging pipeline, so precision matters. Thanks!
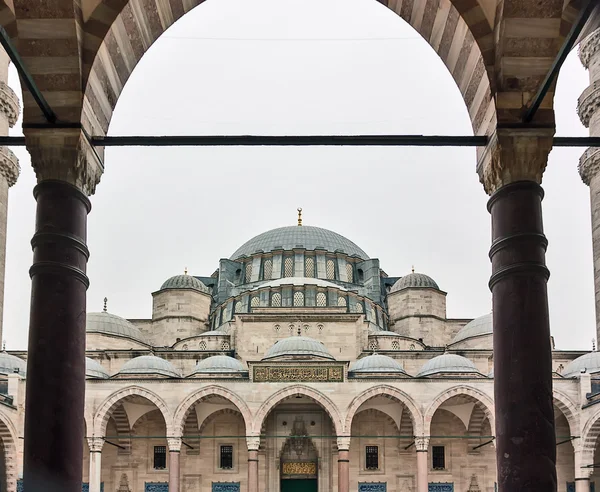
left=2, top=0, right=593, bottom=350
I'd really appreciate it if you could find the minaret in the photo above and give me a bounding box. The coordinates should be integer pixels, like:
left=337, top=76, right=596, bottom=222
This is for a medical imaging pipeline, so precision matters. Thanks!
left=578, top=29, right=600, bottom=344
left=0, top=47, right=20, bottom=345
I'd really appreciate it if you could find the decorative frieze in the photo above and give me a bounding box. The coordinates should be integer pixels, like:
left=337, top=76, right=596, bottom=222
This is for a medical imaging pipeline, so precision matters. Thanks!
left=252, top=365, right=344, bottom=382
left=0, top=81, right=19, bottom=128
left=281, top=461, right=317, bottom=475
left=579, top=147, right=600, bottom=185
left=0, top=146, right=19, bottom=187
left=578, top=82, right=600, bottom=128
left=580, top=28, right=600, bottom=69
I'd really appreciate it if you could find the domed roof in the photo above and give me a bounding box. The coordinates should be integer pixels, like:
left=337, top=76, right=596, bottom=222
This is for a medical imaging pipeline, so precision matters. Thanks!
left=0, top=352, right=26, bottom=376
left=161, top=274, right=209, bottom=293
left=563, top=352, right=600, bottom=377
left=86, top=357, right=109, bottom=379
left=86, top=312, right=147, bottom=344
left=263, top=336, right=335, bottom=360
left=390, top=272, right=439, bottom=293
left=231, top=226, right=368, bottom=260
left=417, top=354, right=480, bottom=377
left=349, top=354, right=407, bottom=374
left=452, top=313, right=493, bottom=344
left=118, top=355, right=180, bottom=378
left=190, top=355, right=246, bottom=375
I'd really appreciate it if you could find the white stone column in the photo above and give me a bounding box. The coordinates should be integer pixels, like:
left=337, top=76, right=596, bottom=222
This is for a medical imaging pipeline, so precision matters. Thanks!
left=168, top=438, right=182, bottom=492
left=578, top=29, right=600, bottom=344
left=415, top=437, right=429, bottom=492
left=87, top=438, right=103, bottom=492
left=247, top=436, right=260, bottom=492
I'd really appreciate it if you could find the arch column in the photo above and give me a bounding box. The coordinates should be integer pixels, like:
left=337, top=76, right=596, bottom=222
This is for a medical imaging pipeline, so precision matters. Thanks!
left=478, top=127, right=556, bottom=492
left=574, top=447, right=593, bottom=492
left=168, top=438, right=182, bottom=492
left=22, top=129, right=102, bottom=492
left=337, top=437, right=350, bottom=492
left=415, top=437, right=429, bottom=492
left=87, top=438, right=104, bottom=492
left=247, top=436, right=260, bottom=492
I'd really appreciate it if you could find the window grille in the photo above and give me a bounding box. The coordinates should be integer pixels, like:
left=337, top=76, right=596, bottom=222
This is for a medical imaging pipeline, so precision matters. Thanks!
left=250, top=296, right=260, bottom=308
left=245, top=262, right=253, bottom=283
left=432, top=446, right=445, bottom=470
left=293, top=291, right=305, bottom=307
left=368, top=340, right=378, bottom=351
left=326, top=259, right=335, bottom=280
left=153, top=446, right=166, bottom=470
left=271, top=292, right=282, bottom=307
left=365, top=446, right=379, bottom=470
left=284, top=257, right=294, bottom=277
left=221, top=341, right=230, bottom=351
left=337, top=296, right=347, bottom=307
left=262, top=259, right=273, bottom=280
left=199, top=341, right=206, bottom=350
left=354, top=302, right=364, bottom=313
left=391, top=340, right=400, bottom=350
left=305, top=257, right=315, bottom=277
left=220, top=445, right=233, bottom=469
left=346, top=263, right=354, bottom=283
left=316, top=292, right=327, bottom=307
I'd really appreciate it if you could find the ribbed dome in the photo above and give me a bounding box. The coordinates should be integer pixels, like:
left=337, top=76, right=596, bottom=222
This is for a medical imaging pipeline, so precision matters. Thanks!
left=0, top=352, right=26, bottom=376
left=417, top=354, right=479, bottom=377
left=349, top=354, right=406, bottom=374
left=563, top=352, right=600, bottom=377
left=86, top=357, right=109, bottom=379
left=118, top=355, right=180, bottom=378
left=231, top=226, right=368, bottom=260
left=190, top=355, right=246, bottom=375
left=86, top=312, right=147, bottom=344
left=453, top=313, right=493, bottom=344
left=263, top=336, right=335, bottom=360
left=391, top=272, right=439, bottom=293
left=161, top=274, right=209, bottom=293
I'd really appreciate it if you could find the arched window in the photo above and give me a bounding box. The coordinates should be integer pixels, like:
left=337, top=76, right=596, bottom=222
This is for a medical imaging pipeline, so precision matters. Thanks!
left=305, top=257, right=315, bottom=277
left=346, top=263, right=354, bottom=283
left=234, top=301, right=242, bottom=314
left=222, top=304, right=229, bottom=321
left=284, top=257, right=294, bottom=277
left=326, top=259, right=335, bottom=280
left=316, top=292, right=327, bottom=307
left=245, top=262, right=253, bottom=283
left=370, top=307, right=377, bottom=322
left=271, top=292, right=282, bottom=307
left=354, top=301, right=364, bottom=314
left=250, top=296, right=260, bottom=308
left=263, top=258, right=273, bottom=280
left=391, top=340, right=400, bottom=350
left=293, top=291, right=305, bottom=307
left=337, top=296, right=347, bottom=307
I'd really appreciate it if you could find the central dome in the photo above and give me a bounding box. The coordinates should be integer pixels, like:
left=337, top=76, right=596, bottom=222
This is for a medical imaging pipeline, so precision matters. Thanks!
left=231, top=226, right=368, bottom=260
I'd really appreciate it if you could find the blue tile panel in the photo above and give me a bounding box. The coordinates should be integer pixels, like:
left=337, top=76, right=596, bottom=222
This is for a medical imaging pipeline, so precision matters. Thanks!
left=17, top=481, right=103, bottom=492
left=429, top=484, right=454, bottom=492
left=212, top=483, right=240, bottom=492
left=145, top=483, right=168, bottom=492
left=567, top=483, right=575, bottom=492
left=358, top=482, right=387, bottom=492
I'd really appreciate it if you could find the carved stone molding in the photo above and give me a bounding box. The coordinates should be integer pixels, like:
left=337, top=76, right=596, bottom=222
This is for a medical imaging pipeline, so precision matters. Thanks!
left=578, top=82, right=600, bottom=128
left=0, top=146, right=19, bottom=187
left=246, top=436, right=260, bottom=451
left=579, top=147, right=600, bottom=185
left=87, top=437, right=104, bottom=453
left=476, top=128, right=554, bottom=195
left=337, top=437, right=351, bottom=451
left=167, top=437, right=182, bottom=452
left=580, top=28, right=600, bottom=69
left=415, top=437, right=429, bottom=451
left=0, top=81, right=19, bottom=128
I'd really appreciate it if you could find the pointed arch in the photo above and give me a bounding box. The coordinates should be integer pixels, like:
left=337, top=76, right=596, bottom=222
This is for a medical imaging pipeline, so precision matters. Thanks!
left=111, top=404, right=132, bottom=454
left=467, top=404, right=488, bottom=451
left=0, top=409, right=19, bottom=492
left=552, top=390, right=579, bottom=439
left=580, top=407, right=600, bottom=467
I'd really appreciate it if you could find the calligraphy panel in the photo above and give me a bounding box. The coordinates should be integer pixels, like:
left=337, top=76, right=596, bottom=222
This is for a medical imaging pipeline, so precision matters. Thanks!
left=253, top=365, right=344, bottom=382
left=145, top=483, right=168, bottom=492
left=212, top=482, right=240, bottom=492
left=282, top=462, right=317, bottom=475
left=358, top=482, right=387, bottom=492
left=428, top=484, right=453, bottom=492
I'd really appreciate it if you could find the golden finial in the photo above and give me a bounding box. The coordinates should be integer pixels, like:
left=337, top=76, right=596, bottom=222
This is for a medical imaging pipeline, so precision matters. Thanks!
left=411, top=265, right=415, bottom=274
left=297, top=207, right=303, bottom=226
left=103, top=297, right=108, bottom=312
left=184, top=267, right=188, bottom=275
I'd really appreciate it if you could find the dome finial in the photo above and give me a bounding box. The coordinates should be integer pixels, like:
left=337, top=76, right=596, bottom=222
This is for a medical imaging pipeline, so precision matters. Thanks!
left=184, top=266, right=188, bottom=275
left=411, top=265, right=415, bottom=274
left=103, top=297, right=108, bottom=313
left=297, top=207, right=303, bottom=226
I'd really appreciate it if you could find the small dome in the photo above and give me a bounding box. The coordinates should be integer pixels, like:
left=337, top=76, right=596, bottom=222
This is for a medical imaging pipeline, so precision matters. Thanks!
left=86, top=357, right=109, bottom=379
left=118, top=355, right=180, bottom=378
left=453, top=313, right=493, bottom=344
left=0, top=352, right=26, bottom=376
left=390, top=272, right=439, bottom=293
left=190, top=356, right=246, bottom=375
left=161, top=274, right=209, bottom=293
left=349, top=354, right=407, bottom=374
left=563, top=352, right=600, bottom=377
left=417, top=354, right=480, bottom=377
left=263, top=336, right=334, bottom=360
left=86, top=312, right=147, bottom=344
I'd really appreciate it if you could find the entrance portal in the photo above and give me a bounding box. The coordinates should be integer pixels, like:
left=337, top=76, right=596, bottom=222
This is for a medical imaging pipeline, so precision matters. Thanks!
left=281, top=478, right=318, bottom=492
left=280, top=418, right=319, bottom=491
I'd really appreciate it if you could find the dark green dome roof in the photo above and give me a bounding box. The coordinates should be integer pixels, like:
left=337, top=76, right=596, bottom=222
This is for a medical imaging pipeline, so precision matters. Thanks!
left=161, top=274, right=209, bottom=293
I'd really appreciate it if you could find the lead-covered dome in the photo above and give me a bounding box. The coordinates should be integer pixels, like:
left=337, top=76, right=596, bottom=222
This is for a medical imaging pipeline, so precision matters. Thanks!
left=563, top=352, right=600, bottom=377
left=349, top=354, right=407, bottom=375
left=190, top=355, right=246, bottom=375
left=231, top=226, right=368, bottom=260
left=118, top=355, right=180, bottom=378
left=263, top=336, right=335, bottom=360
left=86, top=312, right=148, bottom=344
left=86, top=357, right=109, bottom=379
left=390, top=272, right=439, bottom=293
left=417, top=354, right=480, bottom=377
left=161, top=274, right=209, bottom=293
left=0, top=352, right=26, bottom=376
left=452, top=313, right=493, bottom=344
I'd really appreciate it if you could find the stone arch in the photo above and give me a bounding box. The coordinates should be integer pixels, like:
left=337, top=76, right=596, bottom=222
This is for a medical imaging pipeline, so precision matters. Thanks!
left=81, top=0, right=496, bottom=135
left=0, top=409, right=19, bottom=492
left=579, top=407, right=600, bottom=466
left=252, top=385, right=343, bottom=437
left=198, top=408, right=243, bottom=435
left=466, top=404, right=487, bottom=451
left=424, top=385, right=494, bottom=437
left=553, top=390, right=579, bottom=440
left=345, top=385, right=423, bottom=436
left=173, top=385, right=251, bottom=437
left=93, top=386, right=173, bottom=437
left=110, top=404, right=132, bottom=454
left=352, top=408, right=401, bottom=435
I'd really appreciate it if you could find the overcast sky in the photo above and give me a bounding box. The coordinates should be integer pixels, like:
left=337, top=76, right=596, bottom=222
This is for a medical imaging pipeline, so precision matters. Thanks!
left=1, top=0, right=593, bottom=350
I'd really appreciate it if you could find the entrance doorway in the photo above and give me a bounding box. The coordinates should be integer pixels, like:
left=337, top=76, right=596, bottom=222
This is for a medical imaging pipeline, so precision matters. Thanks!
left=281, top=478, right=318, bottom=492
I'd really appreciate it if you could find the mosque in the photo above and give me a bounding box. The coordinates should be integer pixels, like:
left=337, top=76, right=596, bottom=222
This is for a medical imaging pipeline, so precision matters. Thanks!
left=0, top=213, right=595, bottom=492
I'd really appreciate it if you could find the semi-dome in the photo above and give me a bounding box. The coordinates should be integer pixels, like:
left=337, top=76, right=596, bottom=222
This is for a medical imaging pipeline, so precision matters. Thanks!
left=86, top=357, right=109, bottom=379
left=563, top=352, right=600, bottom=377
left=349, top=354, right=407, bottom=375
left=390, top=272, right=439, bottom=293
left=190, top=355, right=246, bottom=375
left=0, top=352, right=26, bottom=376
left=452, top=313, right=493, bottom=344
left=263, top=336, right=335, bottom=360
left=86, top=312, right=148, bottom=345
left=117, top=355, right=180, bottom=378
left=231, top=226, right=368, bottom=260
left=161, top=274, right=209, bottom=293
left=417, top=354, right=480, bottom=377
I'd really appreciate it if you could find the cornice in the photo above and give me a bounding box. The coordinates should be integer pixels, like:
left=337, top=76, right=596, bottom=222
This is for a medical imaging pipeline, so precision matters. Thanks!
left=580, top=29, right=600, bottom=69
left=579, top=147, right=600, bottom=185
left=0, top=81, right=19, bottom=128
left=578, top=81, right=600, bottom=127
left=0, top=146, right=19, bottom=187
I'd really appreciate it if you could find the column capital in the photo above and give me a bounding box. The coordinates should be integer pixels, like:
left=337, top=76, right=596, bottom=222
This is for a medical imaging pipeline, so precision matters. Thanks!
left=336, top=437, right=351, bottom=451
left=580, top=29, right=600, bottom=69
left=167, top=437, right=182, bottom=452
left=0, top=146, right=19, bottom=187
left=477, top=127, right=554, bottom=195
left=246, top=436, right=260, bottom=451
left=577, top=82, right=600, bottom=128
left=25, top=128, right=104, bottom=196
left=579, top=147, right=600, bottom=185
left=415, top=437, right=429, bottom=451
left=87, top=437, right=104, bottom=453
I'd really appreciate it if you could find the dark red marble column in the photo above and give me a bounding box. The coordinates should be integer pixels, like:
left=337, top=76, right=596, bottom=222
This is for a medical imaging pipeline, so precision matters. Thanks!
left=23, top=180, right=91, bottom=492
left=488, top=180, right=556, bottom=492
